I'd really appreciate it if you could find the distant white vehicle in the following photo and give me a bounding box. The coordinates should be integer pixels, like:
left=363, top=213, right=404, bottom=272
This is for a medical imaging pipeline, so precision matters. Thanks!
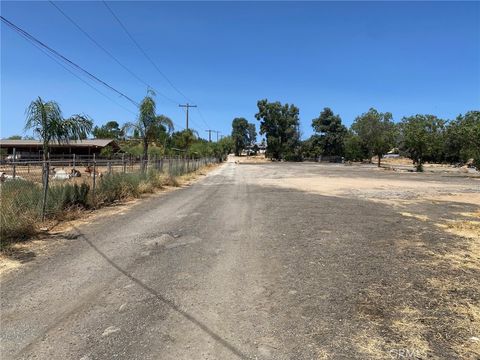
left=384, top=154, right=400, bottom=158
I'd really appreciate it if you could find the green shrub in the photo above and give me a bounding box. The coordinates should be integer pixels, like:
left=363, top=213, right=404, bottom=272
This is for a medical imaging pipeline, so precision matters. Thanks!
left=0, top=180, right=41, bottom=242
left=96, top=173, right=143, bottom=204
left=0, top=181, right=91, bottom=242
left=46, top=183, right=90, bottom=215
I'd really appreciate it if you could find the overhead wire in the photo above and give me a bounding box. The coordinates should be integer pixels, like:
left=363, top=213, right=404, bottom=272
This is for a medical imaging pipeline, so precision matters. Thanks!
left=102, top=1, right=194, bottom=104
left=1, top=15, right=139, bottom=108
left=1, top=16, right=139, bottom=119
left=102, top=0, right=215, bottom=133
left=48, top=1, right=185, bottom=130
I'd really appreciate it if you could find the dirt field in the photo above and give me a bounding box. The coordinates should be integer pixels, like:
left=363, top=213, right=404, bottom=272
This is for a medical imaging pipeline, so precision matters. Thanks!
left=245, top=162, right=480, bottom=358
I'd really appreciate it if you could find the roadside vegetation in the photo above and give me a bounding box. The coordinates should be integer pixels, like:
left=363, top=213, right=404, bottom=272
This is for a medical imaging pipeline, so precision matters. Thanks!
left=1, top=169, right=187, bottom=244
left=230, top=99, right=479, bottom=170
left=1, top=92, right=231, bottom=245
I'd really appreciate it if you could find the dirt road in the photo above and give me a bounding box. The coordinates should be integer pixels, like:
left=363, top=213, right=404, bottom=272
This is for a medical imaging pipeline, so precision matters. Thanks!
left=1, top=162, right=479, bottom=359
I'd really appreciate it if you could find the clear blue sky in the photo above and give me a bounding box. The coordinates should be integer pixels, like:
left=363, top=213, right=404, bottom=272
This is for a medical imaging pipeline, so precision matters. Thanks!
left=1, top=1, right=479, bottom=140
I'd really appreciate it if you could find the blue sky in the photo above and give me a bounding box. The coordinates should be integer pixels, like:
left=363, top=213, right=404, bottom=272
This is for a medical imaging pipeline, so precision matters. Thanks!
left=1, top=1, right=479, bottom=140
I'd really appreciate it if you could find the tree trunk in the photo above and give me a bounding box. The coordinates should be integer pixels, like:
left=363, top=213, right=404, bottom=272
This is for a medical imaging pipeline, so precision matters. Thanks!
left=143, top=139, right=148, bottom=172
left=41, top=142, right=49, bottom=221
left=377, top=154, right=381, bottom=167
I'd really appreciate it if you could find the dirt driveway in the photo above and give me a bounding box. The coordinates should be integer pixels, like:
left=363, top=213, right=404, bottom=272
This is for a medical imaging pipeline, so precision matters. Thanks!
left=1, top=162, right=479, bottom=359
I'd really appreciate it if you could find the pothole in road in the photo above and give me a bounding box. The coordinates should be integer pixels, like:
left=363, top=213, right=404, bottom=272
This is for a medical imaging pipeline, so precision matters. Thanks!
left=142, top=233, right=202, bottom=253
left=164, top=235, right=202, bottom=249
left=144, top=233, right=175, bottom=249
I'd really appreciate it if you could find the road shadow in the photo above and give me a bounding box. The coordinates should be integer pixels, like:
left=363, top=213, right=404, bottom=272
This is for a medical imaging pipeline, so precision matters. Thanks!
left=1, top=247, right=36, bottom=263
left=72, top=226, right=250, bottom=360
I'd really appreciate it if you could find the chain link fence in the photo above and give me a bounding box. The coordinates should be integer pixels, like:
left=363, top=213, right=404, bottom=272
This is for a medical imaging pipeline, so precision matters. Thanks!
left=1, top=152, right=218, bottom=239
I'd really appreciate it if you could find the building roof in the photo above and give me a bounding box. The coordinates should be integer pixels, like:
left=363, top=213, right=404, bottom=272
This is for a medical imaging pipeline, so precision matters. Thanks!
left=0, top=139, right=117, bottom=148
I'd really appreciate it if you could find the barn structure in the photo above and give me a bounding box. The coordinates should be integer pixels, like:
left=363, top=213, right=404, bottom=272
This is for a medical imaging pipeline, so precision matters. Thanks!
left=0, top=139, right=120, bottom=159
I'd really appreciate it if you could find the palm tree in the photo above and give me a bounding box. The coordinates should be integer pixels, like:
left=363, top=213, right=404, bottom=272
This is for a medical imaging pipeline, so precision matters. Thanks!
left=25, top=97, right=92, bottom=220
left=25, top=97, right=93, bottom=162
left=124, top=90, right=174, bottom=170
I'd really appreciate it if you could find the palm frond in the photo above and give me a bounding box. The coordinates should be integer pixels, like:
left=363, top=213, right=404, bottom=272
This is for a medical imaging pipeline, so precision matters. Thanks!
left=63, top=114, right=93, bottom=141
left=123, top=122, right=144, bottom=138
left=24, top=97, right=92, bottom=150
left=156, top=115, right=174, bottom=133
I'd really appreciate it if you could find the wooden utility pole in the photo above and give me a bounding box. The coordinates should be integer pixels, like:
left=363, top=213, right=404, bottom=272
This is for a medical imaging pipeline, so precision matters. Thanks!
left=205, top=129, right=214, bottom=142
left=179, top=103, right=197, bottom=130
left=215, top=131, right=221, bottom=142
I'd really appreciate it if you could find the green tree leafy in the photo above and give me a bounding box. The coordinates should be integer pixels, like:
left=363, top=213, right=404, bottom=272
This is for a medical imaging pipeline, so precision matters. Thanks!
left=92, top=121, right=124, bottom=139
left=351, top=108, right=396, bottom=167
left=231, top=118, right=250, bottom=156
left=399, top=114, right=446, bottom=171
left=311, top=107, right=347, bottom=157
left=255, top=99, right=300, bottom=160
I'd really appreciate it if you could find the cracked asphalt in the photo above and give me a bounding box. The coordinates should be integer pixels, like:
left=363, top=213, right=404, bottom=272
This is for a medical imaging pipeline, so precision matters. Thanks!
left=1, top=162, right=479, bottom=359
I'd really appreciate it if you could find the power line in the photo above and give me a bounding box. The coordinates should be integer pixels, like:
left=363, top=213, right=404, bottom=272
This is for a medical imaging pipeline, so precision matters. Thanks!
left=49, top=1, right=181, bottom=107
left=1, top=15, right=139, bottom=107
left=178, top=103, right=197, bottom=130
left=102, top=1, right=193, bottom=103
left=29, top=38, right=137, bottom=116
left=196, top=107, right=211, bottom=129
left=101, top=1, right=217, bottom=133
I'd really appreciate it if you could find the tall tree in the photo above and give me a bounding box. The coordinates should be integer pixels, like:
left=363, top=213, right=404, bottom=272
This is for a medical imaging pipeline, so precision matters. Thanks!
left=25, top=97, right=93, bottom=162
left=300, top=135, right=322, bottom=160
left=400, top=114, right=446, bottom=171
left=92, top=121, right=124, bottom=139
left=444, top=111, right=480, bottom=167
left=231, top=118, right=249, bottom=156
left=255, top=99, right=300, bottom=160
left=170, top=129, right=197, bottom=151
left=312, top=107, right=347, bottom=157
left=123, top=91, right=173, bottom=168
left=248, top=123, right=257, bottom=147
left=351, top=108, right=396, bottom=167
left=25, top=97, right=92, bottom=220
left=343, top=130, right=368, bottom=162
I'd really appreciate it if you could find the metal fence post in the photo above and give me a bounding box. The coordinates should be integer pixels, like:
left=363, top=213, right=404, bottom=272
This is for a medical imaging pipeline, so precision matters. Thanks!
left=41, top=154, right=50, bottom=221
left=12, top=148, right=16, bottom=179
left=122, top=154, right=126, bottom=173
left=92, top=153, right=97, bottom=205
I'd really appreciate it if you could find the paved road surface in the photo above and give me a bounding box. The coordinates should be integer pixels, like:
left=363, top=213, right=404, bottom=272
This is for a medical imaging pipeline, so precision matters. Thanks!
left=1, top=163, right=477, bottom=359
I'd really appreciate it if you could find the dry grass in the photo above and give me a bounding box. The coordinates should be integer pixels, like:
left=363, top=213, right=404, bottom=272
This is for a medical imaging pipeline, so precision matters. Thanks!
left=444, top=220, right=480, bottom=240
left=315, top=348, right=332, bottom=360
left=138, top=180, right=154, bottom=194
left=454, top=304, right=480, bottom=357
left=426, top=278, right=480, bottom=358
left=353, top=329, right=386, bottom=359
left=400, top=212, right=430, bottom=221
left=432, top=214, right=480, bottom=271
left=391, top=307, right=431, bottom=356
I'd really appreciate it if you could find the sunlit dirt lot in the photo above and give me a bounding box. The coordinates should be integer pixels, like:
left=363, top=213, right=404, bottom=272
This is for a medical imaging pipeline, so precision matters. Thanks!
left=241, top=161, right=479, bottom=358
